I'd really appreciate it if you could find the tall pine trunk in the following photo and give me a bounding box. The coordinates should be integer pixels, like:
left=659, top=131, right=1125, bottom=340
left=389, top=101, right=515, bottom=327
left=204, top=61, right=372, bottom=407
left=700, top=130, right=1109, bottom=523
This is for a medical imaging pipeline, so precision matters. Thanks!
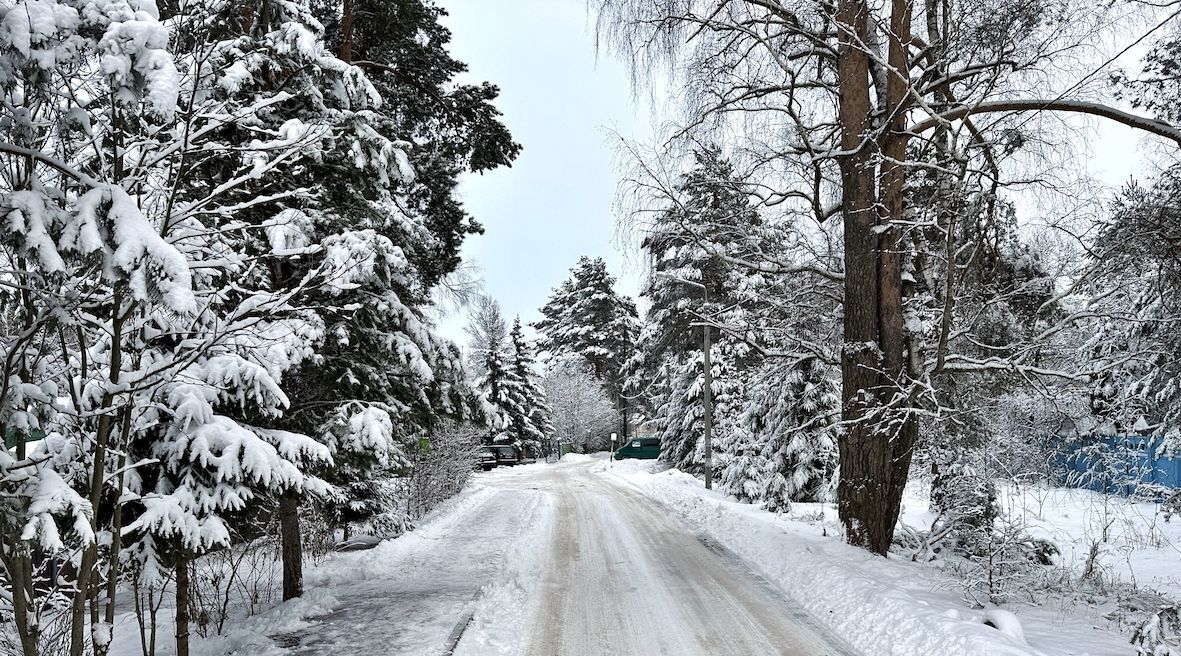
left=835, top=0, right=915, bottom=555
left=279, top=493, right=303, bottom=600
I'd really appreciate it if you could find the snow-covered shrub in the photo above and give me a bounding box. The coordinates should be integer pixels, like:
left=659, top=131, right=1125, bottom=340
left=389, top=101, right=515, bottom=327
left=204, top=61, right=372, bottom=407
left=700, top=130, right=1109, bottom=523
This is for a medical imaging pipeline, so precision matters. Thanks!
left=932, top=462, right=1001, bottom=556
left=299, top=504, right=337, bottom=566
left=953, top=514, right=1062, bottom=606
left=406, top=422, right=482, bottom=522
left=1132, top=604, right=1181, bottom=655
left=189, top=536, right=282, bottom=637
left=1164, top=491, right=1181, bottom=522
left=929, top=461, right=1062, bottom=605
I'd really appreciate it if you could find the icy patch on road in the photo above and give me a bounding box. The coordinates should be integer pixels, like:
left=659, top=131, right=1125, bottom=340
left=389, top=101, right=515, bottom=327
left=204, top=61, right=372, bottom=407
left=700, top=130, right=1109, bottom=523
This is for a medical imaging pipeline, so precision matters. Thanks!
left=599, top=464, right=1130, bottom=656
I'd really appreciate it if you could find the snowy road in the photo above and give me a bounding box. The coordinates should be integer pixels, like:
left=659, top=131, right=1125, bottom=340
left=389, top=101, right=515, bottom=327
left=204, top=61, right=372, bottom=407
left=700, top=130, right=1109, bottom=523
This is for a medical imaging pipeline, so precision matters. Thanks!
left=520, top=458, right=841, bottom=656
left=283, top=456, right=847, bottom=656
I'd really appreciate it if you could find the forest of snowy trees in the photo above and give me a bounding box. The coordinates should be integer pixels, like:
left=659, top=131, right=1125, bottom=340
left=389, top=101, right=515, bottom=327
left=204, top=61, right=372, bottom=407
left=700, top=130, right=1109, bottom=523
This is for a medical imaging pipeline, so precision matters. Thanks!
left=0, top=0, right=522, bottom=654
left=575, top=0, right=1181, bottom=645
left=7, top=0, right=1181, bottom=652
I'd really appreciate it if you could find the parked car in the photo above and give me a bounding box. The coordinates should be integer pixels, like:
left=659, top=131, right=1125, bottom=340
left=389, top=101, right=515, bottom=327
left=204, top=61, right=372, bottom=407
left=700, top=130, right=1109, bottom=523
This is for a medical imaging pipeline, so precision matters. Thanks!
left=477, top=446, right=498, bottom=471
left=490, top=444, right=521, bottom=467
left=613, top=437, right=661, bottom=460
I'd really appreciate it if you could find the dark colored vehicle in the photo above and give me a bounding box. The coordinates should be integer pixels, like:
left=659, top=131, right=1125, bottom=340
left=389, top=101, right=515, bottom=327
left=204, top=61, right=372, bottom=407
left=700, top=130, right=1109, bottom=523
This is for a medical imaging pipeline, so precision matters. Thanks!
left=490, top=444, right=522, bottom=467
left=477, top=446, right=498, bottom=471
left=614, top=437, right=661, bottom=460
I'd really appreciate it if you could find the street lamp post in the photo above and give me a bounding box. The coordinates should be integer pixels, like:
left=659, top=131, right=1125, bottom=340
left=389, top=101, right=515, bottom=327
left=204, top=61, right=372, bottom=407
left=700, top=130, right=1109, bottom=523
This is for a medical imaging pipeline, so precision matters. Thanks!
left=653, top=273, right=713, bottom=490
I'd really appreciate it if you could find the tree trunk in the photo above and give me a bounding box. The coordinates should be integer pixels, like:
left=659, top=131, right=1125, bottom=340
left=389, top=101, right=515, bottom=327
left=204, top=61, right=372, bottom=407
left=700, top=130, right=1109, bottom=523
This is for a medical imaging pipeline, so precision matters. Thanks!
left=875, top=0, right=918, bottom=556
left=6, top=543, right=40, bottom=656
left=279, top=493, right=303, bottom=600
left=338, top=0, right=355, bottom=62
left=175, top=547, right=190, bottom=656
left=835, top=0, right=918, bottom=556
left=69, top=315, right=123, bottom=656
left=834, top=0, right=890, bottom=554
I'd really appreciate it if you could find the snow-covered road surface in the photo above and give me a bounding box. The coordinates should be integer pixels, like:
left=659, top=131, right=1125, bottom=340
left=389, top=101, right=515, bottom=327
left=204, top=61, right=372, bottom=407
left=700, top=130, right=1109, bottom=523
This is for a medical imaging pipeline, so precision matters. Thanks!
left=277, top=481, right=550, bottom=655
left=277, top=456, right=846, bottom=656
left=522, top=459, right=843, bottom=656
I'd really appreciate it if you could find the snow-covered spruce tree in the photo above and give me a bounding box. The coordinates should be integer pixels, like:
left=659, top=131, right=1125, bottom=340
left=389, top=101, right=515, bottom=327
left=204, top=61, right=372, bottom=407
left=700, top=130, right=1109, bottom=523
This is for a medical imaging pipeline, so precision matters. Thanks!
left=474, top=332, right=528, bottom=447
left=508, top=318, right=552, bottom=457
left=729, top=358, right=840, bottom=511
left=535, top=257, right=639, bottom=436
left=158, top=0, right=482, bottom=604
left=653, top=340, right=748, bottom=477
left=626, top=147, right=770, bottom=473
left=0, top=1, right=213, bottom=653
left=65, top=1, right=355, bottom=647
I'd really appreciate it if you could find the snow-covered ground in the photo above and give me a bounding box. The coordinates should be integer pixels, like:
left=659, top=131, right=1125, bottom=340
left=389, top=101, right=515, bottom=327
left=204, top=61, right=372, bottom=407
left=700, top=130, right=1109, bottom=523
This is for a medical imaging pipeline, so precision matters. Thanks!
left=997, top=484, right=1181, bottom=599
left=598, top=457, right=1140, bottom=656
left=110, top=455, right=1171, bottom=655
left=108, top=470, right=554, bottom=656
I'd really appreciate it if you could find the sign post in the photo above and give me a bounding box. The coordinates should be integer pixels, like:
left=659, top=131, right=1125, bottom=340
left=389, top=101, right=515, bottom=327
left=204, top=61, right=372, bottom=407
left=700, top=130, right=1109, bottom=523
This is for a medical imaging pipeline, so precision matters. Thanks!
left=610, top=432, right=617, bottom=461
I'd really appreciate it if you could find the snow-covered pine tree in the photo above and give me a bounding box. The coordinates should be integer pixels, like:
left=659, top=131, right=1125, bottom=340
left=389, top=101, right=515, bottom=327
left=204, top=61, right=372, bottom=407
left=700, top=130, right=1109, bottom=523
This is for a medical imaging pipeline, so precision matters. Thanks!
left=628, top=147, right=768, bottom=473
left=314, top=0, right=521, bottom=287
left=1085, top=39, right=1181, bottom=447
left=509, top=318, right=552, bottom=457
left=1085, top=173, right=1181, bottom=444
left=475, top=335, right=528, bottom=447
left=535, top=257, right=639, bottom=435
left=737, top=358, right=840, bottom=510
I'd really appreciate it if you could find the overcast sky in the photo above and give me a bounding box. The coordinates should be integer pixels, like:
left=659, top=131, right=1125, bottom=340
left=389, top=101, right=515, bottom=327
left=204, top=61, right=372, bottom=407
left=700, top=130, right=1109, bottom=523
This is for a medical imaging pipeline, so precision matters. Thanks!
left=434, top=0, right=1155, bottom=349
left=436, top=0, right=652, bottom=345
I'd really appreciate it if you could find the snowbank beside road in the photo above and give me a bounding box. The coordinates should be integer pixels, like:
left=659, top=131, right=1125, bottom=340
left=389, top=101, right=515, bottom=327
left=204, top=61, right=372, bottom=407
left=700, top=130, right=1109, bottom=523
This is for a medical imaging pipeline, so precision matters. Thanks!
left=596, top=459, right=1131, bottom=656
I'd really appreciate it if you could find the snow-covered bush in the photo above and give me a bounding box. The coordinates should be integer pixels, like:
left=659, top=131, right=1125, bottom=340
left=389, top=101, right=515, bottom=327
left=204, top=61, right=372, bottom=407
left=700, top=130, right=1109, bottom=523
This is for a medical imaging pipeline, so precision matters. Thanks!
left=406, top=422, right=482, bottom=522
left=924, top=461, right=1063, bottom=606
left=189, top=535, right=282, bottom=637
left=1131, top=603, right=1181, bottom=655
left=932, top=462, right=1001, bottom=557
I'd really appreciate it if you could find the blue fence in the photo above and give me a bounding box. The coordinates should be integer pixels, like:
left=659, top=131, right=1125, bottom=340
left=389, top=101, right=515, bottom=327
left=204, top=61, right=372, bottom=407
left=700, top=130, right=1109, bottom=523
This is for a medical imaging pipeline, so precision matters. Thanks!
left=1058, top=436, right=1181, bottom=497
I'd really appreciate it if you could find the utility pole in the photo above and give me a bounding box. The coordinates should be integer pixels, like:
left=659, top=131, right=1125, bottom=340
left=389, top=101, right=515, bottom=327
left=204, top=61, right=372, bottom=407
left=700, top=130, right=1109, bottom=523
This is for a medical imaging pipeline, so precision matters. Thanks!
left=701, top=304, right=712, bottom=489
left=653, top=272, right=713, bottom=490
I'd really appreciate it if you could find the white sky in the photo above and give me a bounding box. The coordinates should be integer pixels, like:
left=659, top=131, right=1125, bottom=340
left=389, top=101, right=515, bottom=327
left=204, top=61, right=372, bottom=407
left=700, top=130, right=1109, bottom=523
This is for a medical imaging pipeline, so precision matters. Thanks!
left=434, top=0, right=1160, bottom=349
left=436, top=0, right=652, bottom=346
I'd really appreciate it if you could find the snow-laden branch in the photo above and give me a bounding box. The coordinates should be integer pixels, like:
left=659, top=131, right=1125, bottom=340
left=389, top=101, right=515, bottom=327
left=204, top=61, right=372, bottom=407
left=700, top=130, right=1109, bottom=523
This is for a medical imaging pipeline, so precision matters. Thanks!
left=0, top=143, right=102, bottom=188
left=909, top=100, right=1181, bottom=146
